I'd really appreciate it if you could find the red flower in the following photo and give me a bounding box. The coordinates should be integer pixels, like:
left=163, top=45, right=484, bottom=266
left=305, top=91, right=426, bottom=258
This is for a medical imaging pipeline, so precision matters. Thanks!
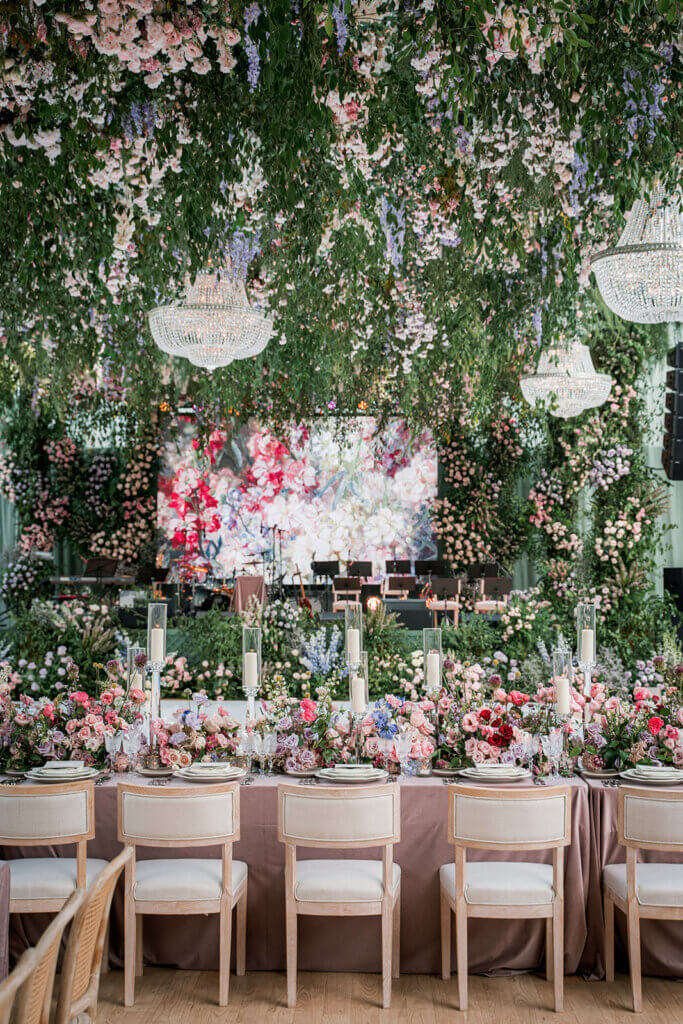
left=489, top=734, right=504, bottom=747
left=70, top=691, right=90, bottom=705
left=499, top=723, right=513, bottom=741
left=509, top=690, right=529, bottom=706
left=300, top=699, right=317, bottom=723
left=647, top=716, right=665, bottom=736
left=478, top=708, right=491, bottom=722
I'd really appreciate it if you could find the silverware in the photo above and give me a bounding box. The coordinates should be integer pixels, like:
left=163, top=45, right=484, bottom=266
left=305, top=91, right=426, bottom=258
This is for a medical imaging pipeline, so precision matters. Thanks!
left=95, top=774, right=111, bottom=786
left=240, top=775, right=255, bottom=786
left=149, top=777, right=170, bottom=787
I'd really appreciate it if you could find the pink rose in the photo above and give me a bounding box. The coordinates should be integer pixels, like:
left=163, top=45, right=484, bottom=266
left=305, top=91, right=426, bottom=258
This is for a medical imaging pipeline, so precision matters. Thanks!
left=648, top=716, right=665, bottom=736
left=461, top=712, right=479, bottom=733
left=299, top=699, right=317, bottom=723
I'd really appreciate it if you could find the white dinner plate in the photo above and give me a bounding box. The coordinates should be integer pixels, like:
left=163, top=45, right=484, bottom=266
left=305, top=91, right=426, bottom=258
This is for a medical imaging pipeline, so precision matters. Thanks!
left=459, top=767, right=531, bottom=784
left=578, top=767, right=621, bottom=779
left=173, top=768, right=245, bottom=783
left=316, top=768, right=388, bottom=784
left=620, top=768, right=683, bottom=787
left=284, top=767, right=319, bottom=777
left=26, top=768, right=102, bottom=784
left=136, top=766, right=173, bottom=778
left=432, top=768, right=460, bottom=777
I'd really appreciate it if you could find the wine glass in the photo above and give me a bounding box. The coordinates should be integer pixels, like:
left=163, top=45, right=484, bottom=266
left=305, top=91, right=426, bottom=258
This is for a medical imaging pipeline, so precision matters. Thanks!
left=251, top=733, right=265, bottom=774
left=263, top=731, right=277, bottom=774
left=393, top=728, right=413, bottom=777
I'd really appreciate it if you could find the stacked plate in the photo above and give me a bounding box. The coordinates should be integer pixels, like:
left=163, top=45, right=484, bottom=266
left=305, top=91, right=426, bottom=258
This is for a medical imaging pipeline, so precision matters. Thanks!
left=173, top=762, right=245, bottom=783
left=26, top=761, right=101, bottom=784
left=620, top=765, right=683, bottom=787
left=459, top=764, right=531, bottom=784
left=316, top=764, right=388, bottom=784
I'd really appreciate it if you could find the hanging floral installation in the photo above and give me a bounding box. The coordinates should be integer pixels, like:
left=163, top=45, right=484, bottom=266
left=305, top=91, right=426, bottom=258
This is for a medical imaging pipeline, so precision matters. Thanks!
left=0, top=1, right=679, bottom=425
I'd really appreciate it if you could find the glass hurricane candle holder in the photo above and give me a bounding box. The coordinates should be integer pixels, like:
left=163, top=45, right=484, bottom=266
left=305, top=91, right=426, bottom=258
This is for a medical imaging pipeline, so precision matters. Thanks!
left=242, top=625, right=262, bottom=695
left=576, top=600, right=597, bottom=728
left=552, top=648, right=573, bottom=718
left=348, top=651, right=369, bottom=716
left=126, top=645, right=147, bottom=695
left=345, top=602, right=363, bottom=670
left=576, top=600, right=596, bottom=668
left=423, top=627, right=442, bottom=696
left=147, top=603, right=167, bottom=668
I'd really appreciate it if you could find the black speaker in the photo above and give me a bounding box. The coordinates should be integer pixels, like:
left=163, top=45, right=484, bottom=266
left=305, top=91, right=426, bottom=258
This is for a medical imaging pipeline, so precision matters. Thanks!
left=663, top=568, right=683, bottom=644
left=663, top=347, right=683, bottom=480
left=667, top=344, right=683, bottom=369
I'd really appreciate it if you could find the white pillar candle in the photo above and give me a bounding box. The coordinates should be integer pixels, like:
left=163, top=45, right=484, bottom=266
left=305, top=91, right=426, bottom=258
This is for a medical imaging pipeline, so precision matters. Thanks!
left=426, top=650, right=440, bottom=692
left=580, top=628, right=595, bottom=665
left=350, top=674, right=366, bottom=715
left=555, top=674, right=570, bottom=716
left=149, top=625, right=164, bottom=664
left=244, top=650, right=259, bottom=688
left=347, top=627, right=361, bottom=665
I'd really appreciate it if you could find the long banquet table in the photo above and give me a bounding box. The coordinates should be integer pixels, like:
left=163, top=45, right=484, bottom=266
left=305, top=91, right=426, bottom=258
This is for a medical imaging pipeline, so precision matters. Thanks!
left=4, top=774, right=591, bottom=976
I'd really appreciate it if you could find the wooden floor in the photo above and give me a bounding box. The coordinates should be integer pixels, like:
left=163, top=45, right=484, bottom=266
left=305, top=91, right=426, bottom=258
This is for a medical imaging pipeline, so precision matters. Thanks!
left=96, top=968, right=683, bottom=1023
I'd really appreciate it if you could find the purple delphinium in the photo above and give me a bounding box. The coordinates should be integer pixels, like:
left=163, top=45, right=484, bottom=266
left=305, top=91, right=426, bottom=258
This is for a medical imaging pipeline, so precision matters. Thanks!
left=332, top=2, right=348, bottom=54
left=244, top=3, right=261, bottom=91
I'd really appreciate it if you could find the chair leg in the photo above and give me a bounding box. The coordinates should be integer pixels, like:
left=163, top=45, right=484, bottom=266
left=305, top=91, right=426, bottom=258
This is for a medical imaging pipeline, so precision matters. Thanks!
left=101, top=919, right=110, bottom=975
left=604, top=892, right=615, bottom=983
left=440, top=890, right=451, bottom=981
left=285, top=900, right=297, bottom=1008
left=124, top=898, right=135, bottom=1007
left=552, top=900, right=563, bottom=1012
left=545, top=917, right=553, bottom=983
left=392, top=888, right=400, bottom=980
left=219, top=898, right=232, bottom=1007
left=455, top=902, right=468, bottom=1012
left=135, top=915, right=143, bottom=977
left=236, top=885, right=247, bottom=977
left=626, top=902, right=642, bottom=1012
left=381, top=901, right=392, bottom=1008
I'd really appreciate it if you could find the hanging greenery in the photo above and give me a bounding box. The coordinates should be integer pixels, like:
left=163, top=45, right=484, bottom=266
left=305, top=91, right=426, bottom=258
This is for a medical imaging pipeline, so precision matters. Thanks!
left=0, top=1, right=680, bottom=425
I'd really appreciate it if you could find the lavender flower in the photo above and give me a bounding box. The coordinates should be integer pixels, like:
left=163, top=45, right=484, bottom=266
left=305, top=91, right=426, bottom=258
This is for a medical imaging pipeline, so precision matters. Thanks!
left=332, top=2, right=348, bottom=55
left=244, top=4, right=261, bottom=91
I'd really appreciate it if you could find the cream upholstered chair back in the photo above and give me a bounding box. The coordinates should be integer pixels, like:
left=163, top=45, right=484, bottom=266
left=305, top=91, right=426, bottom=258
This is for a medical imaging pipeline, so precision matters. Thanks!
left=618, top=785, right=683, bottom=851
left=278, top=782, right=400, bottom=849
left=53, top=847, right=133, bottom=1024
left=448, top=784, right=571, bottom=850
left=117, top=781, right=240, bottom=847
left=0, top=782, right=95, bottom=847
left=0, top=889, right=83, bottom=1024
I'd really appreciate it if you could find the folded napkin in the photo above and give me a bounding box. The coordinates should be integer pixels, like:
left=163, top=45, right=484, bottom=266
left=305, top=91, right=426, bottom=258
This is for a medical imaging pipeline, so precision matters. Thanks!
left=469, top=765, right=524, bottom=774
left=633, top=767, right=681, bottom=777
left=189, top=762, right=233, bottom=770
left=41, top=761, right=85, bottom=772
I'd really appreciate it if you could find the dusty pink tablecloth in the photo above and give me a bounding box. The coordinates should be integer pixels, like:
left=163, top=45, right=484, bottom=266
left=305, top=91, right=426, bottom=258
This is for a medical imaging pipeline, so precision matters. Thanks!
left=580, top=778, right=683, bottom=980
left=0, top=861, right=9, bottom=981
left=4, top=774, right=590, bottom=976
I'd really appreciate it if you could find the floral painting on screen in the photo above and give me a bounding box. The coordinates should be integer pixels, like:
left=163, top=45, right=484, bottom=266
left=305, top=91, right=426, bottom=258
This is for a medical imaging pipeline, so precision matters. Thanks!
left=158, top=418, right=437, bottom=580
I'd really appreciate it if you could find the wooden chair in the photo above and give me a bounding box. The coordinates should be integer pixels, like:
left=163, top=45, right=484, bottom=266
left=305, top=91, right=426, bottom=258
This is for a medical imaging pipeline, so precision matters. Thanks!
left=117, top=781, right=247, bottom=1007
left=0, top=889, right=83, bottom=1024
left=474, top=576, right=512, bottom=614
left=53, top=847, right=133, bottom=1024
left=440, top=784, right=571, bottom=1012
left=0, top=782, right=107, bottom=915
left=278, top=781, right=401, bottom=1009
left=603, top=785, right=683, bottom=1012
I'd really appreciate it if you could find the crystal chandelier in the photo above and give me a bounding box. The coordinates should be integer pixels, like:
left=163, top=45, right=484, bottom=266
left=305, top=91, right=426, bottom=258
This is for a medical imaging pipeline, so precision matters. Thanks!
left=520, top=340, right=612, bottom=419
left=591, top=182, right=683, bottom=324
left=149, top=264, right=274, bottom=371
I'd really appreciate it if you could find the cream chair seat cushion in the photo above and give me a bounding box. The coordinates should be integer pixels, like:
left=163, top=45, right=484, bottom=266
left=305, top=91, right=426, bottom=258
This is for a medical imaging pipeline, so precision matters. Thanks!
left=474, top=600, right=507, bottom=614
left=294, top=860, right=400, bottom=903
left=440, top=861, right=555, bottom=906
left=603, top=862, right=683, bottom=907
left=9, top=857, right=108, bottom=901
left=133, top=858, right=247, bottom=902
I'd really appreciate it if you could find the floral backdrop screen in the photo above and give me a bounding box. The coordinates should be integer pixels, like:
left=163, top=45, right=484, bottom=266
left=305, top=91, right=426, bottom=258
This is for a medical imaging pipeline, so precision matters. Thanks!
left=158, top=417, right=437, bottom=581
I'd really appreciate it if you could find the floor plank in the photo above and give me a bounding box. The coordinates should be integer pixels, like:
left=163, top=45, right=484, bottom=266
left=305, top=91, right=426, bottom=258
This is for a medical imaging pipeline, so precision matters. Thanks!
left=95, top=969, right=683, bottom=1023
